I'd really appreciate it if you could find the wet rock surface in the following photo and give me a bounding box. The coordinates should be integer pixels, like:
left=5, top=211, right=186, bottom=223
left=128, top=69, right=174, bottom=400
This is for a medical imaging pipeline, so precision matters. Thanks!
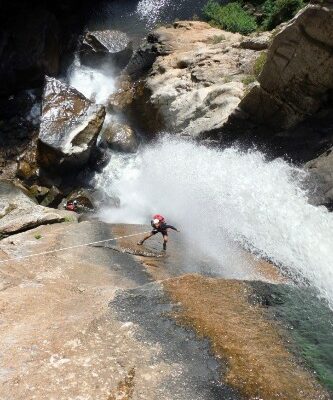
left=0, top=222, right=330, bottom=399
left=100, top=121, right=139, bottom=153
left=38, top=76, right=106, bottom=171
left=112, top=282, right=240, bottom=400
left=0, top=91, right=40, bottom=181
left=163, top=275, right=331, bottom=400
left=248, top=281, right=333, bottom=394
left=0, top=221, right=237, bottom=399
left=80, top=30, right=133, bottom=70
left=306, top=146, right=333, bottom=209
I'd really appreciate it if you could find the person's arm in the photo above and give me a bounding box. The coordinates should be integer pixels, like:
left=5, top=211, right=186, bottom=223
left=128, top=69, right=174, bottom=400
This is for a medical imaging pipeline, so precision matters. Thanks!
left=165, top=224, right=180, bottom=232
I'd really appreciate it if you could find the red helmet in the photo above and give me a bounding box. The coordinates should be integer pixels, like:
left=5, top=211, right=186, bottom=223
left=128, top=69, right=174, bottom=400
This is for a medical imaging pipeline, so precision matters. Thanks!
left=153, top=214, right=165, bottom=223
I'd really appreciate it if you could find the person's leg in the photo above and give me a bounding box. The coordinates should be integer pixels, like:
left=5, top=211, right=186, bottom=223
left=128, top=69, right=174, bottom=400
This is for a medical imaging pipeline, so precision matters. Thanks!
left=163, top=234, right=168, bottom=251
left=137, top=232, right=154, bottom=245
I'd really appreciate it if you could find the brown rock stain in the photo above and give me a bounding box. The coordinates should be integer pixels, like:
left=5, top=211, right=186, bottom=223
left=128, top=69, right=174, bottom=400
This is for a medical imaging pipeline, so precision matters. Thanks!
left=163, top=274, right=330, bottom=400
left=108, top=367, right=136, bottom=400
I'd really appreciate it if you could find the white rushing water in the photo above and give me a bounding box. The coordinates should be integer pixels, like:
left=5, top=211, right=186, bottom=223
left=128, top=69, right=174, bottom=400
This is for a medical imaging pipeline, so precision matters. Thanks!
left=68, top=58, right=116, bottom=105
left=96, top=136, right=333, bottom=306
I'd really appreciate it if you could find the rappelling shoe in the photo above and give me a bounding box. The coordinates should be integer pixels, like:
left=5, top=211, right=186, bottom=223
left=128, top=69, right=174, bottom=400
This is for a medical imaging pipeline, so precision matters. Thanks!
left=163, top=242, right=167, bottom=251
left=137, top=240, right=144, bottom=246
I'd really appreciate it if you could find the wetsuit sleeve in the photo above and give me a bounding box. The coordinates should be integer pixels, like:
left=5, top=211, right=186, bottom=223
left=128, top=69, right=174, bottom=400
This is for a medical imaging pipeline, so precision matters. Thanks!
left=164, top=225, right=177, bottom=231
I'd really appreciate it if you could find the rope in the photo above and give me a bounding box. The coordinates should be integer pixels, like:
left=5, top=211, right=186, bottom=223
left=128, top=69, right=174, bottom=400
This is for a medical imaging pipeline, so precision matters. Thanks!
left=0, top=230, right=151, bottom=264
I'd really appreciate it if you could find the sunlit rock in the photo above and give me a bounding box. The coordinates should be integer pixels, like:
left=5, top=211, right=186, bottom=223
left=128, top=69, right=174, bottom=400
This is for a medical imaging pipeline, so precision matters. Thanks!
left=127, top=21, right=261, bottom=138
left=38, top=76, right=105, bottom=172
left=0, top=180, right=76, bottom=237
left=239, top=31, right=272, bottom=50
left=240, top=2, right=333, bottom=129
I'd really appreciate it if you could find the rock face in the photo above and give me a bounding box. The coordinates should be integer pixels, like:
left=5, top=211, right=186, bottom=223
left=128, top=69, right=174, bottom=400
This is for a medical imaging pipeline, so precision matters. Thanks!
left=80, top=30, right=133, bottom=70
left=38, top=77, right=106, bottom=171
left=101, top=121, right=138, bottom=153
left=0, top=180, right=76, bottom=237
left=240, top=2, right=333, bottom=129
left=0, top=8, right=60, bottom=96
left=124, top=30, right=172, bottom=80
left=126, top=21, right=266, bottom=138
left=0, top=0, right=103, bottom=96
left=306, top=147, right=333, bottom=209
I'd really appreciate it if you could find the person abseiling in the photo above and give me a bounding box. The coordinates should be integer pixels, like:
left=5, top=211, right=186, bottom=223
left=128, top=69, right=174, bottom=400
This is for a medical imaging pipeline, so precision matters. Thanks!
left=137, top=214, right=179, bottom=251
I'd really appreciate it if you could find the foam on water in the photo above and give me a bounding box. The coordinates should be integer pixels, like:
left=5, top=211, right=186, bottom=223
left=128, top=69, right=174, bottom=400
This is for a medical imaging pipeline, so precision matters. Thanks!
left=96, top=136, right=333, bottom=306
left=68, top=58, right=116, bottom=105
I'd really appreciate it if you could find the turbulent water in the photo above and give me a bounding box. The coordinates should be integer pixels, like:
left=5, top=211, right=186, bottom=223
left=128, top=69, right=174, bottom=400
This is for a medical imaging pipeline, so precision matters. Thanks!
left=68, top=57, right=116, bottom=104
left=95, top=137, right=333, bottom=307
left=65, top=0, right=333, bottom=309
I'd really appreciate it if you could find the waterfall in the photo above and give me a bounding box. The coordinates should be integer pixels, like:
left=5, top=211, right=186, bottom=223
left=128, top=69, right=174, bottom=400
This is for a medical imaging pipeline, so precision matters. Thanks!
left=68, top=56, right=116, bottom=105
left=65, top=0, right=333, bottom=309
left=96, top=136, right=333, bottom=307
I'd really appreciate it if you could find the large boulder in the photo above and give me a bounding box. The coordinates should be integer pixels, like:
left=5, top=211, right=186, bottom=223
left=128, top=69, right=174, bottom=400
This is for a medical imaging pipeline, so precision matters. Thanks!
left=100, top=121, right=139, bottom=153
left=38, top=76, right=106, bottom=171
left=306, top=147, right=333, bottom=209
left=240, top=2, right=333, bottom=129
left=0, top=180, right=77, bottom=237
left=80, top=30, right=133, bottom=70
left=126, top=21, right=264, bottom=138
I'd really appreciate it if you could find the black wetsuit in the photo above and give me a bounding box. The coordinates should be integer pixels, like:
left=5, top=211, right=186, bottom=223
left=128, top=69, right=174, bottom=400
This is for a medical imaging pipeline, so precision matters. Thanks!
left=151, top=222, right=177, bottom=236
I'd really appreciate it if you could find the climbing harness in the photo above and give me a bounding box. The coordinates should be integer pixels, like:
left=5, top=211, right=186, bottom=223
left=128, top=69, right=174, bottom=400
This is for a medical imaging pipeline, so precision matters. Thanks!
left=0, top=230, right=151, bottom=264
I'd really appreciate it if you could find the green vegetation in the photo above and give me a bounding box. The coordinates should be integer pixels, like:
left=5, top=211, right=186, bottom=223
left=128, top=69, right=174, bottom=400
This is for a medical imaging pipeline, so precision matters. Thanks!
left=203, top=1, right=257, bottom=35
left=253, top=52, right=267, bottom=77
left=242, top=75, right=257, bottom=85
left=64, top=216, right=75, bottom=223
left=34, top=234, right=42, bottom=240
left=261, top=0, right=304, bottom=30
left=203, top=0, right=305, bottom=34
